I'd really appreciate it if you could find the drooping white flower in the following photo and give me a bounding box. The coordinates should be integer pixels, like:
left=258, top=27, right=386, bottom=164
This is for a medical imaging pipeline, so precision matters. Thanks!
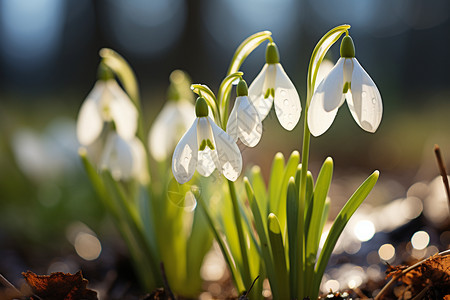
left=149, top=70, right=196, bottom=161
left=308, top=35, right=383, bottom=137
left=172, top=97, right=242, bottom=184
left=77, top=78, right=138, bottom=146
left=149, top=100, right=195, bottom=161
left=248, top=42, right=301, bottom=131
left=226, top=79, right=262, bottom=147
left=101, top=132, right=149, bottom=184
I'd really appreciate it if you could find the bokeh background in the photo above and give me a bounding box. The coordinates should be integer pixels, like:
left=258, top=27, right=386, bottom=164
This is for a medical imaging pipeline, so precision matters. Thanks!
left=1, top=0, right=450, bottom=297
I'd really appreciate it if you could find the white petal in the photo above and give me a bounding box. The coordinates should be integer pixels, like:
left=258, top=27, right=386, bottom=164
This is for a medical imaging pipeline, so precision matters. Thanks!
left=197, top=117, right=215, bottom=143
left=101, top=133, right=134, bottom=180
left=347, top=58, right=383, bottom=133
left=197, top=148, right=216, bottom=177
left=226, top=97, right=240, bottom=143
left=129, top=137, right=150, bottom=184
left=209, top=117, right=242, bottom=181
left=273, top=64, right=301, bottom=131
left=76, top=81, right=105, bottom=145
left=107, top=80, right=138, bottom=140
left=248, top=64, right=274, bottom=120
left=149, top=101, right=194, bottom=161
left=235, top=96, right=262, bottom=147
left=172, top=120, right=198, bottom=184
left=307, top=59, right=346, bottom=136
left=314, top=59, right=334, bottom=92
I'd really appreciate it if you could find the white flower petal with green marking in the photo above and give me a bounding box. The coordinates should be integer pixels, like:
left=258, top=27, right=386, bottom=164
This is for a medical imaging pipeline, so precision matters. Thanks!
left=347, top=58, right=383, bottom=133
left=172, top=119, right=198, bottom=184
left=149, top=100, right=195, bottom=161
left=273, top=64, right=301, bottom=131
left=172, top=116, right=242, bottom=184
left=226, top=95, right=262, bottom=147
left=209, top=117, right=242, bottom=181
left=248, top=64, right=274, bottom=120
left=249, top=63, right=301, bottom=130
left=308, top=57, right=382, bottom=136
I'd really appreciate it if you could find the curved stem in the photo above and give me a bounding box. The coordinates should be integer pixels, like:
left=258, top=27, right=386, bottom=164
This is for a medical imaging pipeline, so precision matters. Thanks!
left=299, top=24, right=350, bottom=298
left=227, top=179, right=252, bottom=290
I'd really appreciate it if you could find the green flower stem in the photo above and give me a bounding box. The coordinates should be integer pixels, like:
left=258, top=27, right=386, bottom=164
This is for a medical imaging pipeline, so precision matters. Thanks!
left=227, top=179, right=252, bottom=290
left=299, top=24, right=350, bottom=298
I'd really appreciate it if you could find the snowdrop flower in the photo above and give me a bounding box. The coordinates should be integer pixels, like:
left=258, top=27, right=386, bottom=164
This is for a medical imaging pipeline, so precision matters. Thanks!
left=101, top=132, right=149, bottom=184
left=149, top=70, right=196, bottom=161
left=77, top=65, right=138, bottom=146
left=172, top=97, right=242, bottom=184
left=248, top=42, right=301, bottom=131
left=226, top=78, right=262, bottom=147
left=308, top=35, right=383, bottom=137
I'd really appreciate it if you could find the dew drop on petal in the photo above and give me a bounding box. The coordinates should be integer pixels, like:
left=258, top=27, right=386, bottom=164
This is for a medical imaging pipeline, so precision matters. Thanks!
left=280, top=90, right=287, bottom=97
left=292, top=105, right=298, bottom=111
left=283, top=99, right=289, bottom=106
left=288, top=113, right=294, bottom=120
left=372, top=98, right=376, bottom=104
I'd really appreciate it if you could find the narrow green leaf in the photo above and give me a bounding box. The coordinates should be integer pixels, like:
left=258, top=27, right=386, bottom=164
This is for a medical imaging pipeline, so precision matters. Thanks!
left=268, top=152, right=285, bottom=213
left=268, top=213, right=290, bottom=300
left=186, top=205, right=213, bottom=293
left=99, top=48, right=140, bottom=104
left=227, top=31, right=272, bottom=75
left=250, top=166, right=268, bottom=219
left=275, top=151, right=300, bottom=234
left=197, top=194, right=245, bottom=292
left=303, top=171, right=315, bottom=241
left=305, top=157, right=333, bottom=296
left=244, top=178, right=277, bottom=297
left=286, top=178, right=299, bottom=298
left=313, top=171, right=379, bottom=299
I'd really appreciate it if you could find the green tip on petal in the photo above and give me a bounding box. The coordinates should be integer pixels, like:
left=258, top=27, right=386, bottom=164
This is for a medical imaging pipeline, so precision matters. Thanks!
left=340, top=35, right=355, bottom=58
left=265, top=42, right=280, bottom=64
left=97, top=63, right=114, bottom=81
left=195, top=97, right=209, bottom=117
left=236, top=78, right=248, bottom=96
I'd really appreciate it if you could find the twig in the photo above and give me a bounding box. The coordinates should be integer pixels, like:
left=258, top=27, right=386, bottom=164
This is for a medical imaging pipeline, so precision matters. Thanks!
left=160, top=262, right=176, bottom=300
left=434, top=144, right=450, bottom=215
left=374, top=249, right=450, bottom=300
left=0, top=273, right=25, bottom=299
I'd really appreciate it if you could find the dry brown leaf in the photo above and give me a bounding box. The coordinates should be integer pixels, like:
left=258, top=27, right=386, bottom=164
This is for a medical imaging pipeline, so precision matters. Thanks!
left=22, top=270, right=98, bottom=300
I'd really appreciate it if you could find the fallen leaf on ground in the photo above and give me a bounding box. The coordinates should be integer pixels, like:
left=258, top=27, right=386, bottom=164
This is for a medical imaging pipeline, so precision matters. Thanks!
left=22, top=270, right=98, bottom=300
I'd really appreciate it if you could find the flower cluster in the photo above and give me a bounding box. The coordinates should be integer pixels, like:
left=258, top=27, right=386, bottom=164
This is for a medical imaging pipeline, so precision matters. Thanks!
left=172, top=42, right=303, bottom=184
left=76, top=63, right=148, bottom=183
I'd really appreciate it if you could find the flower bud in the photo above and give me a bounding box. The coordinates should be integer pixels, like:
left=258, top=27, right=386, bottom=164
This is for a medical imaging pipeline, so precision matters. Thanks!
left=340, top=35, right=355, bottom=58
left=195, top=97, right=209, bottom=117
left=236, top=78, right=248, bottom=97
left=265, top=42, right=280, bottom=64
